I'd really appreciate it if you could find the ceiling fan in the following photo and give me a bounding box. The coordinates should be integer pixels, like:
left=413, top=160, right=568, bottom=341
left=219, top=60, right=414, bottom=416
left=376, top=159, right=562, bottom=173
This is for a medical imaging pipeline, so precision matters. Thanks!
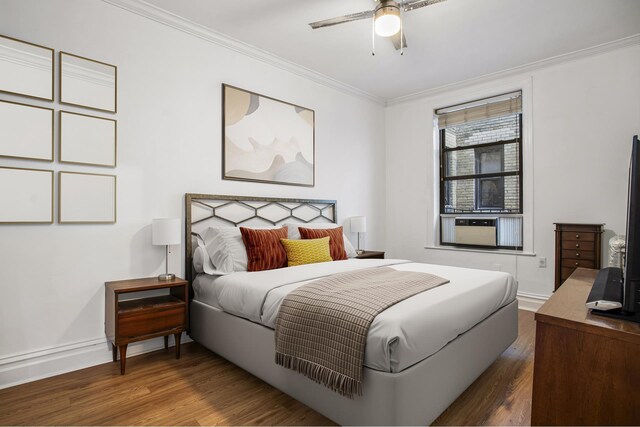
left=308, top=0, right=446, bottom=54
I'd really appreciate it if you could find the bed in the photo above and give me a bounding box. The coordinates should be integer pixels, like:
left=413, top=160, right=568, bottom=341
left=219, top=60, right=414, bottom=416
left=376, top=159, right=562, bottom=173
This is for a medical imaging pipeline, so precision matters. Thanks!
left=185, top=194, right=518, bottom=426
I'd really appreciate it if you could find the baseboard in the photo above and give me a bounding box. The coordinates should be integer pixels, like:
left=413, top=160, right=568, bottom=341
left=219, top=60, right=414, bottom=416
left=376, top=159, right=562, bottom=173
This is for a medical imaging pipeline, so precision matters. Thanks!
left=517, top=291, right=549, bottom=312
left=0, top=334, right=192, bottom=390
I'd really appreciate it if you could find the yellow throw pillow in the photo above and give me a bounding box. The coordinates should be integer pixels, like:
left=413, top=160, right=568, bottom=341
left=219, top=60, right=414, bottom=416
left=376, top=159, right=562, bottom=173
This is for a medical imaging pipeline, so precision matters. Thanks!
left=280, top=237, right=333, bottom=267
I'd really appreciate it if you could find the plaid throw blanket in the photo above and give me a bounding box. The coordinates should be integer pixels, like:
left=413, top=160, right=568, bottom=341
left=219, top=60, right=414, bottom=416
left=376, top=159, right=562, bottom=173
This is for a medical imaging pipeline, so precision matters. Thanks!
left=274, top=267, right=449, bottom=398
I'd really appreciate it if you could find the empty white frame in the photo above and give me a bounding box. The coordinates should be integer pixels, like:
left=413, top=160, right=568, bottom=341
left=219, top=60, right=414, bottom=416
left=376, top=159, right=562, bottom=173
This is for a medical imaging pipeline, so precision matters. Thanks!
left=0, top=35, right=54, bottom=101
left=0, top=100, right=53, bottom=161
left=59, top=172, right=116, bottom=224
left=0, top=167, right=53, bottom=224
left=60, top=111, right=116, bottom=167
left=60, top=52, right=117, bottom=113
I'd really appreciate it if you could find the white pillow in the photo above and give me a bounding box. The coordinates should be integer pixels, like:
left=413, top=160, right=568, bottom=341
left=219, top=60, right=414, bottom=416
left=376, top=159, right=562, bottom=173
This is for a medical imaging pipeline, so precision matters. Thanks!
left=198, top=226, right=280, bottom=274
left=193, top=244, right=227, bottom=276
left=284, top=222, right=357, bottom=258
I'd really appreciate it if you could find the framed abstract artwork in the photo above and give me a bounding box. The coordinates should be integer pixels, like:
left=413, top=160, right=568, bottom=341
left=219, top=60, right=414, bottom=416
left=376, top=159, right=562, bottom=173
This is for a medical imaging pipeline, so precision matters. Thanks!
left=222, top=84, right=315, bottom=187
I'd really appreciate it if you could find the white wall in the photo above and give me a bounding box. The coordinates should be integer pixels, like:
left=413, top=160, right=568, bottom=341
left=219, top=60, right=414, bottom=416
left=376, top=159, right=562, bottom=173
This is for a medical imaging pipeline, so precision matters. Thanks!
left=0, top=0, right=386, bottom=387
left=385, top=43, right=640, bottom=299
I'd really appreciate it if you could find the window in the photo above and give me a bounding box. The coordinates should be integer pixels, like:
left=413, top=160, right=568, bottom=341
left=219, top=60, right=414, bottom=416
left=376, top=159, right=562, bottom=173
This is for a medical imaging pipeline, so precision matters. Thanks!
left=437, top=92, right=523, bottom=249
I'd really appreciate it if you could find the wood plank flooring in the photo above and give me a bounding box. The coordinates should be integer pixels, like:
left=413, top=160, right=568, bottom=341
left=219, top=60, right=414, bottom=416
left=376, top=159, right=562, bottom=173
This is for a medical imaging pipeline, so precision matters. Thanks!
left=0, top=310, right=534, bottom=426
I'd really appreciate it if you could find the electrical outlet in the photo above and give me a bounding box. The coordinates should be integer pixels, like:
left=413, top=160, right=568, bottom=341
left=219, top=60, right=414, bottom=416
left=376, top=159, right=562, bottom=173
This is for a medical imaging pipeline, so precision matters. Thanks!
left=538, top=257, right=547, bottom=268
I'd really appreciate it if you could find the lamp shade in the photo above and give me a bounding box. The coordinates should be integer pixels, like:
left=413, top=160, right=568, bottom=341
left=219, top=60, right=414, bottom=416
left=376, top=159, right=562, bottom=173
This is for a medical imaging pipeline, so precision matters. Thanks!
left=350, top=216, right=367, bottom=233
left=152, top=218, right=181, bottom=246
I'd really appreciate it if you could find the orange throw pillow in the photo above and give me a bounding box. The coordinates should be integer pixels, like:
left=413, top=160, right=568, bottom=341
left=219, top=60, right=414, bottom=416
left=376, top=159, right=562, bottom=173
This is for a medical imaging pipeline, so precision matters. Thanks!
left=240, top=227, right=289, bottom=272
left=298, top=226, right=348, bottom=261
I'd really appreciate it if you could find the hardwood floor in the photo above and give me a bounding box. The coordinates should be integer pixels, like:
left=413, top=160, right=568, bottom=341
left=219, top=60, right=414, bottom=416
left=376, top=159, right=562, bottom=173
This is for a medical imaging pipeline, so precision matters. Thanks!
left=0, top=310, right=534, bottom=426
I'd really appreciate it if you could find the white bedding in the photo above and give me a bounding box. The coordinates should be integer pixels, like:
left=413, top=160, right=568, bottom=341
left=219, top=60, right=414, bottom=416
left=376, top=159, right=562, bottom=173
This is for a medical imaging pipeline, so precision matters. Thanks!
left=193, top=259, right=517, bottom=373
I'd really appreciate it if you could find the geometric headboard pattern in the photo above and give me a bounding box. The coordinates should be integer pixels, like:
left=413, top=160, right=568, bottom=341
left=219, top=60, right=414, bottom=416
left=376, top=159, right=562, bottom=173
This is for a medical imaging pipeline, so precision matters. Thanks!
left=184, top=193, right=337, bottom=285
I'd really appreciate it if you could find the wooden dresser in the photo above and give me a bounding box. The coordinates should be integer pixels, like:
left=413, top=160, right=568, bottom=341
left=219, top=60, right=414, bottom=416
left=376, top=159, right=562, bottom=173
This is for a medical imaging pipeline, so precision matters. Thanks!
left=532, top=268, right=640, bottom=425
left=554, top=223, right=604, bottom=290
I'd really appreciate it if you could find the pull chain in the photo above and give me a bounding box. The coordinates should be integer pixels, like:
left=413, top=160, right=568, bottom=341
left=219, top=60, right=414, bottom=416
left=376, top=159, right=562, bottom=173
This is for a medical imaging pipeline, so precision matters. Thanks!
left=371, top=14, right=376, bottom=56
left=400, top=1, right=404, bottom=55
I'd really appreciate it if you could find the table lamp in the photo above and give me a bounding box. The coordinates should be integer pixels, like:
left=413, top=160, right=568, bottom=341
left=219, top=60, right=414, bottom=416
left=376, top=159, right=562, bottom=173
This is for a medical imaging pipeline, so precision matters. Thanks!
left=350, top=216, right=367, bottom=254
left=152, top=218, right=180, bottom=281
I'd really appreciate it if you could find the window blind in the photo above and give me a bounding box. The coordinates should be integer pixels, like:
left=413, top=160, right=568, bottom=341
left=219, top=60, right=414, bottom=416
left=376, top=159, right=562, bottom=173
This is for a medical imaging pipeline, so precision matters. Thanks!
left=436, top=92, right=522, bottom=128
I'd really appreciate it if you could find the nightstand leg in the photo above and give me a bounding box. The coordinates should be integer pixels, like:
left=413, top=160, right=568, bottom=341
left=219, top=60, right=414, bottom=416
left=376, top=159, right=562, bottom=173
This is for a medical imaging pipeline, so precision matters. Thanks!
left=174, top=332, right=181, bottom=359
left=118, top=344, right=127, bottom=375
left=112, top=344, right=117, bottom=362
left=164, top=335, right=169, bottom=349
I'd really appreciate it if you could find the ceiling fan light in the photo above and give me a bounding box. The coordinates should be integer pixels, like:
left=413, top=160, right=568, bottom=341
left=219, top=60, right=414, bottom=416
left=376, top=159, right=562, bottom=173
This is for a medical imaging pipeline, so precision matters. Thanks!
left=374, top=5, right=401, bottom=37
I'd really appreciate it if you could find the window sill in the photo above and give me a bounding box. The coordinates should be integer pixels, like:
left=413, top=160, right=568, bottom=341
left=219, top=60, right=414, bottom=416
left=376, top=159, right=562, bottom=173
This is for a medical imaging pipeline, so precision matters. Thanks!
left=424, top=245, right=536, bottom=257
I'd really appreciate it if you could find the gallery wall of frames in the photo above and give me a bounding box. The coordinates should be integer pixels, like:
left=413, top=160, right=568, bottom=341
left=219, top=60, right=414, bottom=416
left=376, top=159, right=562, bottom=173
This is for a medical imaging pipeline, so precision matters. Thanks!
left=0, top=34, right=117, bottom=224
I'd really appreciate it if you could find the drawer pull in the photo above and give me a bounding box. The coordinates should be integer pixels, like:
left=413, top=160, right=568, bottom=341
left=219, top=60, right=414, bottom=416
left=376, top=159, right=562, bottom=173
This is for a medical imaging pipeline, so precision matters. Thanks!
left=575, top=262, right=579, bottom=266
left=576, top=234, right=580, bottom=239
left=576, top=253, right=580, bottom=257
left=576, top=243, right=580, bottom=248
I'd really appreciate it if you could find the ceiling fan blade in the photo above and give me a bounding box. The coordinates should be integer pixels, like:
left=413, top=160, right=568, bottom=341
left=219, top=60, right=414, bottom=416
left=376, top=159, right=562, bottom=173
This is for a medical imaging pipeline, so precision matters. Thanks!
left=390, top=31, right=408, bottom=50
left=309, top=10, right=374, bottom=29
left=403, top=0, right=446, bottom=12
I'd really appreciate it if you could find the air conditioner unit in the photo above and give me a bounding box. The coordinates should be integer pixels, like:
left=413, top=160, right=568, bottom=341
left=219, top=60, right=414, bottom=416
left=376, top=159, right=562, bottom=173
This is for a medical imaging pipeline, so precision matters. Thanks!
left=455, top=218, right=497, bottom=247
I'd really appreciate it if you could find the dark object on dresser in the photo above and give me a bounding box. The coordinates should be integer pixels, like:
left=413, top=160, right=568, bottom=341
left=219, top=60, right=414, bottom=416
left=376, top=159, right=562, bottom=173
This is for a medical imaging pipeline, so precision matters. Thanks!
left=355, top=250, right=385, bottom=259
left=553, top=223, right=603, bottom=290
left=105, top=277, right=188, bottom=374
left=532, top=268, right=640, bottom=425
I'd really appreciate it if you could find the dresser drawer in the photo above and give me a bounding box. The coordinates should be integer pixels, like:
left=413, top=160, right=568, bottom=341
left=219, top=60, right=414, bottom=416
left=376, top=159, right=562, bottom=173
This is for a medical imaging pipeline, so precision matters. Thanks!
left=561, top=259, right=595, bottom=270
left=561, top=240, right=595, bottom=251
left=561, top=249, right=596, bottom=261
left=561, top=231, right=596, bottom=242
left=118, top=306, right=185, bottom=339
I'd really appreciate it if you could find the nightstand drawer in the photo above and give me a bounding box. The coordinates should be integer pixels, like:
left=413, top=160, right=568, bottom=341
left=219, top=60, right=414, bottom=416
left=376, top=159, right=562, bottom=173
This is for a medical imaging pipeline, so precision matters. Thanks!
left=561, top=258, right=595, bottom=270
left=118, top=305, right=185, bottom=338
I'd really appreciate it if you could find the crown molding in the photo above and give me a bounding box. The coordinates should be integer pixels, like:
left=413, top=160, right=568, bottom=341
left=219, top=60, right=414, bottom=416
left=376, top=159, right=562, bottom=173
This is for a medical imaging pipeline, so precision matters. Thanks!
left=101, top=0, right=385, bottom=105
left=387, top=33, right=640, bottom=106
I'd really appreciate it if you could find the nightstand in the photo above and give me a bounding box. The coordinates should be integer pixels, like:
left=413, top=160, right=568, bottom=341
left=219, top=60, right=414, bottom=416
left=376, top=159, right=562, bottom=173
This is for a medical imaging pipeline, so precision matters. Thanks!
left=105, top=277, right=188, bottom=374
left=355, top=250, right=385, bottom=259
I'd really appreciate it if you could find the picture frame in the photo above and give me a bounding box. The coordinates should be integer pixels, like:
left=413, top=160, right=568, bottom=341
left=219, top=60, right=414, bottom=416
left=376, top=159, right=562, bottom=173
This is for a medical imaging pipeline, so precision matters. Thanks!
left=0, top=34, right=54, bottom=101
left=0, top=99, right=54, bottom=161
left=60, top=51, right=117, bottom=113
left=222, top=84, right=315, bottom=187
left=59, top=111, right=117, bottom=167
left=58, top=171, right=116, bottom=224
left=0, top=166, right=53, bottom=224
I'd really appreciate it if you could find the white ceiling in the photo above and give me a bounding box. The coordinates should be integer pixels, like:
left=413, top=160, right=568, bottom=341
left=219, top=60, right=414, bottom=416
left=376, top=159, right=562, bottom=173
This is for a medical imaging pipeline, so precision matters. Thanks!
left=144, top=0, right=640, bottom=100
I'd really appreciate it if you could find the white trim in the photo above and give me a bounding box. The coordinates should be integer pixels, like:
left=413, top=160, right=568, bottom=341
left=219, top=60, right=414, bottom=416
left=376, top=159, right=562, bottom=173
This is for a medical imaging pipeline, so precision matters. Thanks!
left=0, top=335, right=192, bottom=390
left=517, top=291, right=549, bottom=312
left=387, top=34, right=640, bottom=106
left=101, top=0, right=385, bottom=105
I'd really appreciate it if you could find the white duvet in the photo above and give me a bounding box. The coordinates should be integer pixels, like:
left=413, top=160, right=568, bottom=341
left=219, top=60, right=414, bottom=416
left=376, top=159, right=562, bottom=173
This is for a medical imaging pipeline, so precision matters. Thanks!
left=193, top=259, right=517, bottom=373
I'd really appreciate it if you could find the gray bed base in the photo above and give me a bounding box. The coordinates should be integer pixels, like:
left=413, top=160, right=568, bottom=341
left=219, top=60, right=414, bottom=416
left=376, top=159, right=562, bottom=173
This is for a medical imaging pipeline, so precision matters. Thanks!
left=190, top=299, right=518, bottom=426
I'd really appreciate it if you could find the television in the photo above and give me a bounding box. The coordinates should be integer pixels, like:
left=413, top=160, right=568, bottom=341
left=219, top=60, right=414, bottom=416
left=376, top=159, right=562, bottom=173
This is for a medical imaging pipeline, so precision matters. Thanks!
left=622, top=135, right=640, bottom=313
left=587, top=135, right=640, bottom=322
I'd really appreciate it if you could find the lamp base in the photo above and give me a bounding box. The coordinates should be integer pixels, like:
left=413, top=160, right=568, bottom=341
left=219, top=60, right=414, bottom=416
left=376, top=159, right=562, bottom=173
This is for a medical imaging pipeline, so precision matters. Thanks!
left=158, top=273, right=175, bottom=281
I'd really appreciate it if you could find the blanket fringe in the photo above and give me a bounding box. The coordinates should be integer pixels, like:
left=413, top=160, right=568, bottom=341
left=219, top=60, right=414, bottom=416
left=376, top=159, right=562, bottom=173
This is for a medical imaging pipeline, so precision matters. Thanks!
left=275, top=352, right=362, bottom=399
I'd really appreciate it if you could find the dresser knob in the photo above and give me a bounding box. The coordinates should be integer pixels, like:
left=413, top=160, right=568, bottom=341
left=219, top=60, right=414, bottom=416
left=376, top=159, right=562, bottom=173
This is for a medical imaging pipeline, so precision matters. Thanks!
left=576, top=253, right=580, bottom=257
left=575, top=262, right=579, bottom=266
left=576, top=243, right=580, bottom=248
left=575, top=234, right=580, bottom=239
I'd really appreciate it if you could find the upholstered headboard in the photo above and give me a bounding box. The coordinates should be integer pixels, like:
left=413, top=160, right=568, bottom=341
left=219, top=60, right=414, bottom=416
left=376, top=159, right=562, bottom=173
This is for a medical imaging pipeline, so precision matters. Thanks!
left=184, top=193, right=337, bottom=288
